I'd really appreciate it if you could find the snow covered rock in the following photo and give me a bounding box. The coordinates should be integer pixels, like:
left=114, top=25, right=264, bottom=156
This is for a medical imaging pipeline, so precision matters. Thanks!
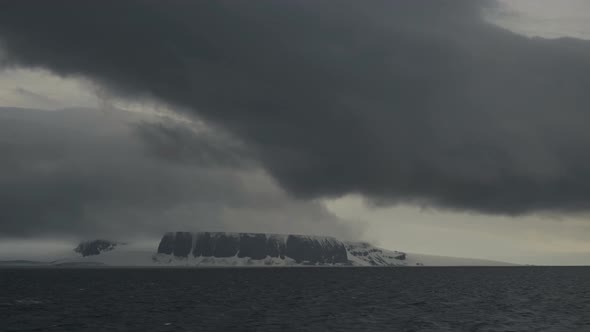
left=344, top=242, right=407, bottom=266
left=74, top=240, right=118, bottom=257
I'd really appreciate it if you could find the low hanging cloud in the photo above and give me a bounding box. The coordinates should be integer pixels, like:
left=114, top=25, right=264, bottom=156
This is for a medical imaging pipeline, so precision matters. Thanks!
left=134, top=120, right=256, bottom=169
left=0, top=107, right=358, bottom=239
left=2, top=1, right=590, bottom=215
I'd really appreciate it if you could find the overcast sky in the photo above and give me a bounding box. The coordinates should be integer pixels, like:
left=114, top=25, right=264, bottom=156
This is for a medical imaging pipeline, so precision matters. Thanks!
left=1, top=0, right=590, bottom=265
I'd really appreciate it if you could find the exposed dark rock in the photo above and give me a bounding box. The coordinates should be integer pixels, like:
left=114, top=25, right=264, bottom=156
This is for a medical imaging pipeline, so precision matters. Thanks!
left=157, top=232, right=174, bottom=255
left=193, top=232, right=213, bottom=257
left=157, top=232, right=349, bottom=264
left=284, top=235, right=307, bottom=263
left=321, top=239, right=348, bottom=264
left=238, top=234, right=267, bottom=259
left=265, top=235, right=285, bottom=259
left=173, top=232, right=193, bottom=257
left=75, top=240, right=117, bottom=257
left=212, top=234, right=239, bottom=257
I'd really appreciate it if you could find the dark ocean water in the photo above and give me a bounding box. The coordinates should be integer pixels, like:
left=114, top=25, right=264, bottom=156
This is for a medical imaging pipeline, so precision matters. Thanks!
left=1, top=267, right=589, bottom=332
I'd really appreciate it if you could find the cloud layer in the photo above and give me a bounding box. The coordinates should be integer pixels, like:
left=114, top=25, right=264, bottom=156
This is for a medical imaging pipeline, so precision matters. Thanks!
left=2, top=1, right=590, bottom=215
left=0, top=107, right=357, bottom=238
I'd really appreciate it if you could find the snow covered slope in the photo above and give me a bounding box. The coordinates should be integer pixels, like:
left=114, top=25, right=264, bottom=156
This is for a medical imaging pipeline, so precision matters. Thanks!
left=402, top=253, right=515, bottom=267
left=345, top=242, right=407, bottom=266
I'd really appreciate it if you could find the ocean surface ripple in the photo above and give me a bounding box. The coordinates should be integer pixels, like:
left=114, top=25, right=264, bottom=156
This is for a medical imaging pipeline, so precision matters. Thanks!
left=1, top=267, right=589, bottom=331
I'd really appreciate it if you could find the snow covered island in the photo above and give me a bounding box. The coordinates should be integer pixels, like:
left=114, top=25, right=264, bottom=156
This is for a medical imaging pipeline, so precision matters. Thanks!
left=0, top=232, right=514, bottom=267
left=153, top=232, right=407, bottom=267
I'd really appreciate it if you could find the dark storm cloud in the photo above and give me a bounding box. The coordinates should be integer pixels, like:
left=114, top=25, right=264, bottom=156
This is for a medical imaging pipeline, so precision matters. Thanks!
left=2, top=1, right=590, bottom=214
left=134, top=121, right=255, bottom=169
left=0, top=107, right=354, bottom=238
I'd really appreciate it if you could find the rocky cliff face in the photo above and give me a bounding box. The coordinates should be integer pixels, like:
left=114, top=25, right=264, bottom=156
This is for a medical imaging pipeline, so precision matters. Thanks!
left=157, top=232, right=349, bottom=264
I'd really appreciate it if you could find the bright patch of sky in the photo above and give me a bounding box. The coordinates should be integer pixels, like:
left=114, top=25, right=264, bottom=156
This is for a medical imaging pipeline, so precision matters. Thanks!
left=487, top=0, right=590, bottom=40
